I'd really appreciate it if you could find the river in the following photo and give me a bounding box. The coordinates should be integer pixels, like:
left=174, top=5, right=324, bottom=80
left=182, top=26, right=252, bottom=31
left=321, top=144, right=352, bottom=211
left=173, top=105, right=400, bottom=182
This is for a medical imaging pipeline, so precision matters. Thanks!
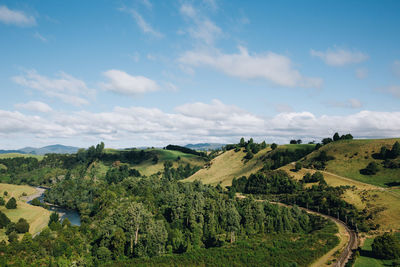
left=26, top=187, right=81, bottom=226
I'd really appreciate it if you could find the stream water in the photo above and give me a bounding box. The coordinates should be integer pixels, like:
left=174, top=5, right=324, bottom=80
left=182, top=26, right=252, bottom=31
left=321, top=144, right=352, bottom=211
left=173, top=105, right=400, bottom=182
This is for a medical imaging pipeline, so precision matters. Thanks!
left=28, top=189, right=81, bottom=226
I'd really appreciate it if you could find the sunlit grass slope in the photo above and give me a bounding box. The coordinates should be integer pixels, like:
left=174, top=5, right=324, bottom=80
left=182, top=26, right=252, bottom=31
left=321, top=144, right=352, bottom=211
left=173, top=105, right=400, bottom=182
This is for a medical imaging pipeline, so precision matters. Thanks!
left=184, top=147, right=270, bottom=187
left=301, top=138, right=400, bottom=187
left=0, top=153, right=43, bottom=160
left=280, top=164, right=400, bottom=232
left=0, top=183, right=50, bottom=241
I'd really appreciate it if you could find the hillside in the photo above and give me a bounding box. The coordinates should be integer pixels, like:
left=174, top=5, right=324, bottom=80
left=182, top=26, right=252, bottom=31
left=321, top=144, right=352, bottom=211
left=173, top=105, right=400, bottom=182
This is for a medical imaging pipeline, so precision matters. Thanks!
left=185, top=143, right=225, bottom=151
left=0, top=145, right=80, bottom=155
left=184, top=147, right=270, bottom=187
left=300, top=138, right=400, bottom=187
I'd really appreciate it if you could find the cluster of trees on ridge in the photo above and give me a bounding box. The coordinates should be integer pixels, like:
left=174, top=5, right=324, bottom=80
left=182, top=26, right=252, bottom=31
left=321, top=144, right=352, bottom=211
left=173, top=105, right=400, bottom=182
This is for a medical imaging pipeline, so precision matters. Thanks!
left=230, top=169, right=375, bottom=232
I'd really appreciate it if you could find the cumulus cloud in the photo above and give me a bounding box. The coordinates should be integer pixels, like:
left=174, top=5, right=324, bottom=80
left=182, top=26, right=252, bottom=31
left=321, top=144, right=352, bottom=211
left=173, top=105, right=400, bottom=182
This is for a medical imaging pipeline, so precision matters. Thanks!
left=0, top=5, right=36, bottom=27
left=311, top=48, right=368, bottom=66
left=101, top=69, right=159, bottom=95
left=12, top=70, right=94, bottom=106
left=15, top=101, right=52, bottom=113
left=393, top=60, right=400, bottom=77
left=327, top=98, right=363, bottom=109
left=180, top=3, right=222, bottom=44
left=119, top=7, right=163, bottom=38
left=1, top=100, right=400, bottom=148
left=179, top=46, right=322, bottom=88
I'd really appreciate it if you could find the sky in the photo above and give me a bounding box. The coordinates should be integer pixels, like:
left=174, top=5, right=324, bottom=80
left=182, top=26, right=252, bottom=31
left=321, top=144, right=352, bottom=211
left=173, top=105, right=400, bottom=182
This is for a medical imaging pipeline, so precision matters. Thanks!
left=1, top=0, right=400, bottom=149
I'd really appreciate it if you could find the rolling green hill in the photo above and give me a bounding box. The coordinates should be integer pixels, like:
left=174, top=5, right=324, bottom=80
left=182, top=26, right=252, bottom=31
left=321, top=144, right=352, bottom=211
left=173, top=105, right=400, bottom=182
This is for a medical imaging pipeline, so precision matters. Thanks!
left=300, top=138, right=400, bottom=187
left=184, top=147, right=269, bottom=187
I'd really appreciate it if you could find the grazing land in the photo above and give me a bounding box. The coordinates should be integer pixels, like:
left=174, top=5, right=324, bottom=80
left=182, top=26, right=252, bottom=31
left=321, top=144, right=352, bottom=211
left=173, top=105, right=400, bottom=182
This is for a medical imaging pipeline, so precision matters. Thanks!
left=0, top=183, right=50, bottom=241
left=184, top=147, right=270, bottom=186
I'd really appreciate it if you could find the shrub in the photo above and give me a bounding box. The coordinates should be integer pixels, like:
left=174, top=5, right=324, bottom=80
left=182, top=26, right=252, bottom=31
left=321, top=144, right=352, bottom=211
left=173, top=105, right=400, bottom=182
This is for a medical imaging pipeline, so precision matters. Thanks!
left=0, top=211, right=11, bottom=228
left=360, top=162, right=379, bottom=175
left=294, top=162, right=302, bottom=172
left=0, top=197, right=4, bottom=206
left=5, top=197, right=17, bottom=209
left=15, top=218, right=30, bottom=233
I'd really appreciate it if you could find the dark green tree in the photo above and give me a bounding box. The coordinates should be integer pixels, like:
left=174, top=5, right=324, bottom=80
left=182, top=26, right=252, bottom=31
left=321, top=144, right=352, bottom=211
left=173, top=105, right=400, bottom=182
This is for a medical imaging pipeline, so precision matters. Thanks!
left=5, top=197, right=17, bottom=209
left=48, top=212, right=60, bottom=226
left=271, top=143, right=278, bottom=150
left=0, top=211, right=10, bottom=228
left=333, top=132, right=340, bottom=141
left=15, top=218, right=29, bottom=233
left=360, top=162, right=379, bottom=175
left=294, top=162, right=302, bottom=171
left=372, top=232, right=400, bottom=259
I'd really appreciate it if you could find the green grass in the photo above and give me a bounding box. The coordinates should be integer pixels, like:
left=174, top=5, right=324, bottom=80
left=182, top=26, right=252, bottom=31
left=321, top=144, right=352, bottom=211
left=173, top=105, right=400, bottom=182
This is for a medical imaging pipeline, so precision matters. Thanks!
left=184, top=147, right=270, bottom=187
left=280, top=144, right=316, bottom=150
left=0, top=153, right=43, bottom=160
left=0, top=183, right=50, bottom=241
left=354, top=234, right=400, bottom=267
left=302, top=138, right=400, bottom=187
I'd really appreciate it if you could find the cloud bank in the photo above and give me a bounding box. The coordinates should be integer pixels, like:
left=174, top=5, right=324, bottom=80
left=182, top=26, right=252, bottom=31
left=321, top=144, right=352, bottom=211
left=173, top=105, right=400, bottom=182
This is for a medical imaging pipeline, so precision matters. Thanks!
left=1, top=100, right=399, bottom=149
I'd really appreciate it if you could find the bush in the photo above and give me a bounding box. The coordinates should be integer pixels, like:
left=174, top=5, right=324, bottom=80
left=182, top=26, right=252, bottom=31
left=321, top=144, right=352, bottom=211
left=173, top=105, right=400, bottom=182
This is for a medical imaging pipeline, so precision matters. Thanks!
left=8, top=231, right=18, bottom=243
left=5, top=197, right=17, bottom=209
left=15, top=218, right=29, bottom=233
left=372, top=232, right=400, bottom=259
left=0, top=197, right=4, bottom=206
left=0, top=211, right=11, bottom=228
left=271, top=143, right=278, bottom=150
left=360, top=162, right=379, bottom=175
left=3, top=191, right=7, bottom=196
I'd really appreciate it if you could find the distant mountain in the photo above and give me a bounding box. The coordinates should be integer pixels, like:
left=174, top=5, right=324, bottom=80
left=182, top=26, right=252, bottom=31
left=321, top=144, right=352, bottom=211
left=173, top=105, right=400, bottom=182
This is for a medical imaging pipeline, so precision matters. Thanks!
left=0, top=145, right=81, bottom=155
left=185, top=143, right=225, bottom=151
left=0, top=150, right=27, bottom=154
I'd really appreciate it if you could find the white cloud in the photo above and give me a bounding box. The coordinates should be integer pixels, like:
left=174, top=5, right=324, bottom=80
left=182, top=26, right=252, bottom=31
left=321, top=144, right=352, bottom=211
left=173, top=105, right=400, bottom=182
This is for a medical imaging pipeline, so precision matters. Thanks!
left=327, top=98, right=363, bottom=109
left=33, top=32, right=47, bottom=42
left=355, top=68, right=368, bottom=79
left=1, top=100, right=400, bottom=148
left=311, top=48, right=368, bottom=66
left=12, top=70, right=94, bottom=106
left=0, top=5, right=36, bottom=27
left=393, top=60, right=400, bottom=77
left=141, top=0, right=153, bottom=9
left=15, top=101, right=52, bottom=113
left=119, top=7, right=163, bottom=38
left=101, top=69, right=159, bottom=95
left=180, top=3, right=222, bottom=45
left=179, top=46, right=322, bottom=88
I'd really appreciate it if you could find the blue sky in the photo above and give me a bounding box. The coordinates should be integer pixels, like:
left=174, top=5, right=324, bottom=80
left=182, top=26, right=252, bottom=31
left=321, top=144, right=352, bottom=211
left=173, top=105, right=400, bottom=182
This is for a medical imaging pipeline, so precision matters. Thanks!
left=1, top=0, right=400, bottom=149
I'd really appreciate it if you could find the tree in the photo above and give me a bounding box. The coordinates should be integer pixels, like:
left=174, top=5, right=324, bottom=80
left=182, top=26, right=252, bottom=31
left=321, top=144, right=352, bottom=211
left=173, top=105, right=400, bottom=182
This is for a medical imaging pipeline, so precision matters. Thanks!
left=225, top=201, right=240, bottom=243
left=322, top=138, right=333, bottom=145
left=333, top=132, right=340, bottom=141
left=48, top=212, right=60, bottom=226
left=5, top=197, right=17, bottom=209
left=296, top=139, right=302, bottom=144
left=244, top=150, right=254, bottom=160
left=372, top=232, right=400, bottom=259
left=0, top=197, right=4, bottom=206
left=7, top=231, right=18, bottom=243
left=3, top=191, right=7, bottom=196
left=15, top=218, right=29, bottom=233
left=271, top=143, right=278, bottom=150
left=294, top=162, right=302, bottom=172
left=0, top=211, right=10, bottom=228
left=125, top=202, right=151, bottom=256
left=391, top=141, right=400, bottom=158
left=290, top=140, right=297, bottom=144
left=239, top=137, right=245, bottom=147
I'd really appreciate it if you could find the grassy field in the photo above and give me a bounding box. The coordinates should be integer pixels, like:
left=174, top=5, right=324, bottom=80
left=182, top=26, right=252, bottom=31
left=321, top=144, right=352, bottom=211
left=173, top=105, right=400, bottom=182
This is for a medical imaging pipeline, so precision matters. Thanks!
left=184, top=147, right=270, bottom=187
left=0, top=183, right=50, bottom=241
left=354, top=233, right=400, bottom=267
left=0, top=153, right=43, bottom=160
left=280, top=163, right=400, bottom=232
left=134, top=149, right=206, bottom=177
left=301, top=138, right=400, bottom=187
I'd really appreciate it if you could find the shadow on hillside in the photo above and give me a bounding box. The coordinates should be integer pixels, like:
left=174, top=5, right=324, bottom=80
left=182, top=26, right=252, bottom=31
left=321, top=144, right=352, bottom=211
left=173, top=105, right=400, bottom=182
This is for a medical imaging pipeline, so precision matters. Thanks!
left=385, top=181, right=400, bottom=187
left=359, top=249, right=375, bottom=258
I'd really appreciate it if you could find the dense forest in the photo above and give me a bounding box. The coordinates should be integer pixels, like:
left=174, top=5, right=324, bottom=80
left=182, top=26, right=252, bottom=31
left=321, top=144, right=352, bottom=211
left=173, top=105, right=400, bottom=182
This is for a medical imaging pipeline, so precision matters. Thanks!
left=0, top=142, right=341, bottom=266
